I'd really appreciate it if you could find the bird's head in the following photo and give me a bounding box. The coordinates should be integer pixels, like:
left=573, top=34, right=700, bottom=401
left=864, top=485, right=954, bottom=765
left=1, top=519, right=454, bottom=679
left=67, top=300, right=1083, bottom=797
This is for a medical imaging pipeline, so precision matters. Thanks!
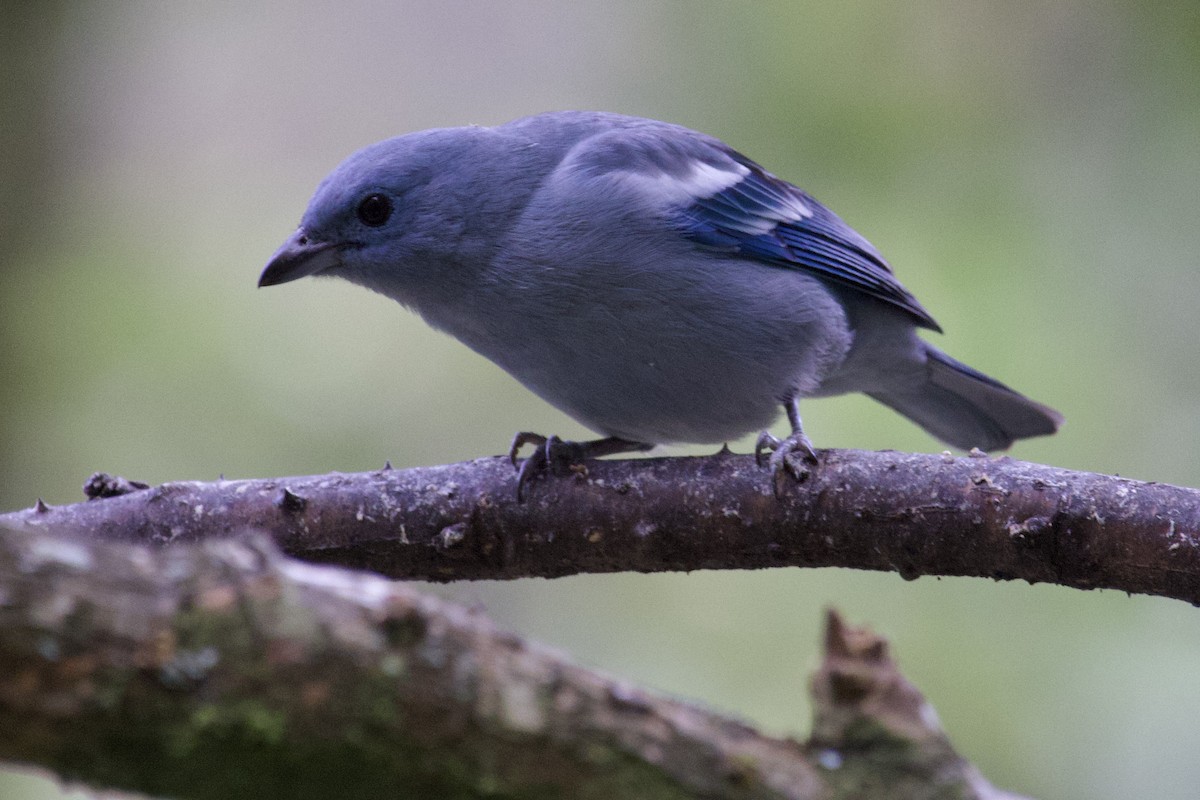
left=259, top=126, right=526, bottom=305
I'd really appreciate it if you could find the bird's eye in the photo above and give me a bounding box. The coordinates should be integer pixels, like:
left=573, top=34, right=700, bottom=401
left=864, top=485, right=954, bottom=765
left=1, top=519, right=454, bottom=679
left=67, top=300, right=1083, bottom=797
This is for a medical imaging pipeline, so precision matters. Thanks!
left=356, top=193, right=392, bottom=227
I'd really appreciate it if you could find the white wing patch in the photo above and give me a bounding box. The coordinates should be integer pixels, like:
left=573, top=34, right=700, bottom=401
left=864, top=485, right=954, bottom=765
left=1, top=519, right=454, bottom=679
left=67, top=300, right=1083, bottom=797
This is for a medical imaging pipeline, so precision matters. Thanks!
left=680, top=161, right=751, bottom=197
left=617, top=160, right=749, bottom=206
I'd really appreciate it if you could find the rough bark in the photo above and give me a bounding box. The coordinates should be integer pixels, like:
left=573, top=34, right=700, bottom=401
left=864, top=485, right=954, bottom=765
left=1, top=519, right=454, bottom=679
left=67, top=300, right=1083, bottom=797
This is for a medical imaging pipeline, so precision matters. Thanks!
left=3, top=450, right=1197, bottom=604
left=0, top=527, right=1026, bottom=800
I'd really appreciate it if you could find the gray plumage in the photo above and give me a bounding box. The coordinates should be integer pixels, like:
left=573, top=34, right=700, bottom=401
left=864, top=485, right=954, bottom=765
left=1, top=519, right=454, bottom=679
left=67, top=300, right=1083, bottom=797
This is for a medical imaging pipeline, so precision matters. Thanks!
left=260, top=111, right=1061, bottom=471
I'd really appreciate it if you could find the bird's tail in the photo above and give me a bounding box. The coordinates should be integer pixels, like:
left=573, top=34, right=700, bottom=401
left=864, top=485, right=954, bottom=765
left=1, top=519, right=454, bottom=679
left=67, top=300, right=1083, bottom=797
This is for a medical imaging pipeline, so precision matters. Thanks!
left=867, top=345, right=1062, bottom=451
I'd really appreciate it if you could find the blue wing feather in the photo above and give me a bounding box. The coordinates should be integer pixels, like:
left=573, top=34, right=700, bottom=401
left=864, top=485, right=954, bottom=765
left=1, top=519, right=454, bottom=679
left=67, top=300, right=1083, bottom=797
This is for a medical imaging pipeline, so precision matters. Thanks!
left=677, top=153, right=940, bottom=331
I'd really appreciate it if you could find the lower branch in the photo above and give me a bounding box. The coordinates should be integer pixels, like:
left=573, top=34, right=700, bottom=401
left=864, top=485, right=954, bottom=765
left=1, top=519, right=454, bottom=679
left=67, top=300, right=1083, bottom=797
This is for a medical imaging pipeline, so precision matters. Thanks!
left=0, top=528, right=1026, bottom=800
left=2, top=450, right=1198, bottom=603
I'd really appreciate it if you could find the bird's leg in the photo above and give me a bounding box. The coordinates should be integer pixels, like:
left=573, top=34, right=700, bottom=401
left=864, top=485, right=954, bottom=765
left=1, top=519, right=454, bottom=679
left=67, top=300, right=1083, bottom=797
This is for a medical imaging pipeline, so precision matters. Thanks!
left=509, top=432, right=653, bottom=501
left=755, top=397, right=818, bottom=493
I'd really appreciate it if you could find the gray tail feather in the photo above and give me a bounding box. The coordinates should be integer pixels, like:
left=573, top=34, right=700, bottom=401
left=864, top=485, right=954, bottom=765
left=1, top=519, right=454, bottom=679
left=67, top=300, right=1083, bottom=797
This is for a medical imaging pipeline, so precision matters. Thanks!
left=867, top=346, right=1063, bottom=452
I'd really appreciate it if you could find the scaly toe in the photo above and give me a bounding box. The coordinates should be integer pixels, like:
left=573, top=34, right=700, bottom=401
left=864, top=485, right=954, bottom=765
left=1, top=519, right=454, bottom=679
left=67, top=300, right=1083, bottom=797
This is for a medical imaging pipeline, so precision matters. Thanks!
left=510, top=434, right=654, bottom=502
left=759, top=431, right=819, bottom=495
left=754, top=430, right=782, bottom=468
left=511, top=434, right=582, bottom=501
left=514, top=445, right=550, bottom=501
left=509, top=431, right=548, bottom=467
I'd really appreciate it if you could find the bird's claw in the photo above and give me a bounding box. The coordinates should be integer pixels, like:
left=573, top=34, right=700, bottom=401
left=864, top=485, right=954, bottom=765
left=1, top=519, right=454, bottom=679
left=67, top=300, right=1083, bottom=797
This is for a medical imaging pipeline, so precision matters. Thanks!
left=511, top=432, right=555, bottom=501
left=509, top=434, right=653, bottom=501
left=754, top=431, right=782, bottom=468
left=510, top=432, right=592, bottom=501
left=509, top=431, right=548, bottom=467
left=755, top=429, right=818, bottom=495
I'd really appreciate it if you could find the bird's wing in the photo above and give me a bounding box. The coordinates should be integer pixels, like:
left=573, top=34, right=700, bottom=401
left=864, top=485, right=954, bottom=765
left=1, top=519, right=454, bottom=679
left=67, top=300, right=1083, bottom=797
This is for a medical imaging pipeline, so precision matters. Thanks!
left=575, top=125, right=940, bottom=331
left=674, top=147, right=940, bottom=330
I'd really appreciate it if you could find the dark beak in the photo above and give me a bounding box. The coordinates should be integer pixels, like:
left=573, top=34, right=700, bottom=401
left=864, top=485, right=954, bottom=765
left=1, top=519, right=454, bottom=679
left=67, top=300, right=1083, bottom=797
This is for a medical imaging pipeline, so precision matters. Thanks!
left=258, top=229, right=342, bottom=287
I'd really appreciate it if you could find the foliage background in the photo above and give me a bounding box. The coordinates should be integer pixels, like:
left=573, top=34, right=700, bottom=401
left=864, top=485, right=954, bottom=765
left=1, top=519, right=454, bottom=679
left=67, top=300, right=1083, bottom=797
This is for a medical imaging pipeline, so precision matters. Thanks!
left=2, top=3, right=1198, bottom=798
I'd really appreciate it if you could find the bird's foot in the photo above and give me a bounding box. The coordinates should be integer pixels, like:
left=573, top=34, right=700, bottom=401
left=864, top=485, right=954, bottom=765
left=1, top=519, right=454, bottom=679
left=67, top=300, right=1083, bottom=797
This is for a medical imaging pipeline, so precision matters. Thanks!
left=508, top=433, right=652, bottom=501
left=508, top=432, right=579, bottom=501
left=755, top=429, right=818, bottom=495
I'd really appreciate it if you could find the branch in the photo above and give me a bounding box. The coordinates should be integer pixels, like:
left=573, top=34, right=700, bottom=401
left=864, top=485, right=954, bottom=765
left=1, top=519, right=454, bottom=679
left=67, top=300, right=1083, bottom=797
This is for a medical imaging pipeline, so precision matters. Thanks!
left=0, top=527, right=1027, bottom=800
left=3, top=449, right=1198, bottom=603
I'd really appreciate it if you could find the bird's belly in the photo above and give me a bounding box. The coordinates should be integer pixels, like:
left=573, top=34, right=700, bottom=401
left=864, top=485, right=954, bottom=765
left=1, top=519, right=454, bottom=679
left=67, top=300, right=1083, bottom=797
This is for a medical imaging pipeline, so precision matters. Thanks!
left=446, top=264, right=853, bottom=444
left=519, top=344, right=791, bottom=444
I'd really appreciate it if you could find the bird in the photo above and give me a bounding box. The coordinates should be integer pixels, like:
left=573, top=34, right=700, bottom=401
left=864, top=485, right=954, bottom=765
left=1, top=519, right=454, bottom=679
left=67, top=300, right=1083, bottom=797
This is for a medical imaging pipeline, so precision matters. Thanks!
left=259, top=111, right=1062, bottom=496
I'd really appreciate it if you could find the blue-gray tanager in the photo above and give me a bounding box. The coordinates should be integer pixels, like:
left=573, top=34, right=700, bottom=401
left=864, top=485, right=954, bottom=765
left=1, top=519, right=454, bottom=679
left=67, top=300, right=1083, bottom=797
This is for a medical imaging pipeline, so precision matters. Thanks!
left=260, top=111, right=1061, bottom=494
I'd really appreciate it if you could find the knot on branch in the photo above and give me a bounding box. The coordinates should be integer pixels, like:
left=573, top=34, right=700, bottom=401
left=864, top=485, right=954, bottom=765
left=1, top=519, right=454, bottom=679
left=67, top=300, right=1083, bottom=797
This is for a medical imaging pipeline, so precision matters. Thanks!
left=83, top=472, right=150, bottom=500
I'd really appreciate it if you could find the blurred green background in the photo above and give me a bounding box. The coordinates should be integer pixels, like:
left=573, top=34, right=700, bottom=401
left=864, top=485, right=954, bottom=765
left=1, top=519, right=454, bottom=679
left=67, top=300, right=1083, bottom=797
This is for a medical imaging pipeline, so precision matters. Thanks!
left=3, top=2, right=1199, bottom=798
